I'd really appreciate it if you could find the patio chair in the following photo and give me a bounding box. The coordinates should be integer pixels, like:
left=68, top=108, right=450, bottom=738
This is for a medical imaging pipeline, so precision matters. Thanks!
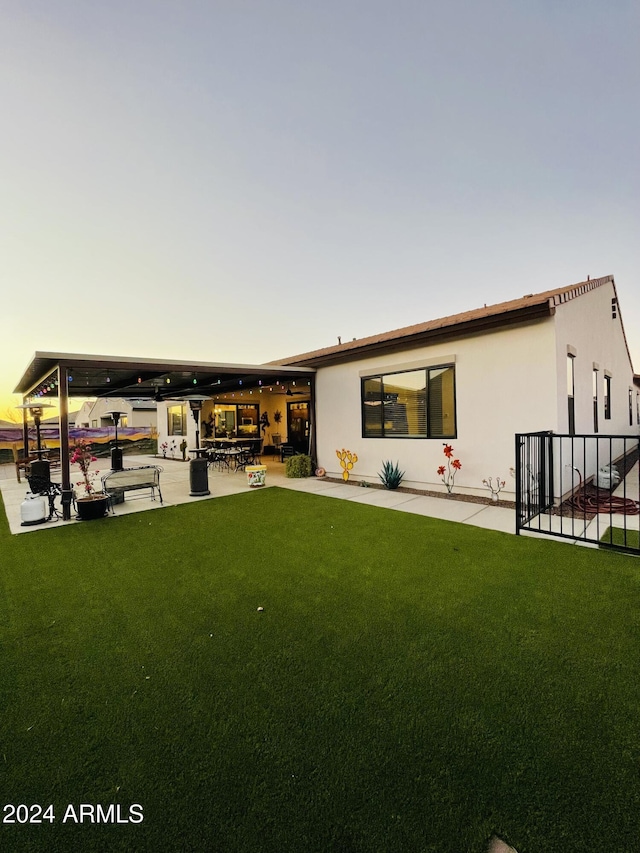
left=234, top=446, right=253, bottom=472
left=209, top=446, right=230, bottom=471
left=242, top=440, right=263, bottom=467
left=279, top=444, right=296, bottom=463
left=25, top=470, right=63, bottom=520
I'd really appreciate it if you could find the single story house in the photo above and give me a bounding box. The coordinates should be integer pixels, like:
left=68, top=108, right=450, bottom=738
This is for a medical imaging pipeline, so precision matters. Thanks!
left=271, top=274, right=638, bottom=497
left=74, top=398, right=158, bottom=430
left=13, top=275, right=638, bottom=516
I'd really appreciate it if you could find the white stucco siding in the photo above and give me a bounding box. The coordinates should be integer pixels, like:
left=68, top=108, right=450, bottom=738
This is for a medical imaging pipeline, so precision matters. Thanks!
left=314, top=319, right=557, bottom=497
left=129, top=408, right=158, bottom=429
left=553, top=281, right=636, bottom=436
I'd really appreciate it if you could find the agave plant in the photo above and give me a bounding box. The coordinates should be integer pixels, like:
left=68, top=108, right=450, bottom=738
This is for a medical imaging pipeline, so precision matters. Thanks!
left=379, top=460, right=405, bottom=490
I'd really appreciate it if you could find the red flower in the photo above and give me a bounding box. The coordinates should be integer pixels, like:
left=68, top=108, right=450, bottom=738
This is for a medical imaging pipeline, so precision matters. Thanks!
left=452, top=459, right=462, bottom=470
left=443, top=444, right=454, bottom=458
left=437, top=465, right=446, bottom=476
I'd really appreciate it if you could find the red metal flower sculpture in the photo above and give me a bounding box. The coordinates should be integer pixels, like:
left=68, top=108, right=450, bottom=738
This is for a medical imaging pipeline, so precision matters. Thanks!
left=437, top=443, right=461, bottom=493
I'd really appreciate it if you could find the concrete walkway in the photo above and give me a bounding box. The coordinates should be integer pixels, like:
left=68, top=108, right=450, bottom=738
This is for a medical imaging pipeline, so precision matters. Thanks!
left=0, top=455, right=517, bottom=537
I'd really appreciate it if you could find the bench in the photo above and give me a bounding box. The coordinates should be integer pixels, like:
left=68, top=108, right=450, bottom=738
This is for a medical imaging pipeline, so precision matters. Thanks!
left=101, top=465, right=163, bottom=509
left=13, top=445, right=61, bottom=483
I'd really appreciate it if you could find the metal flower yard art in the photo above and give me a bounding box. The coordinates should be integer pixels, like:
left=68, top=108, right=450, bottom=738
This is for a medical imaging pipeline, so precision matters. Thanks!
left=437, top=443, right=462, bottom=494
left=336, top=448, right=358, bottom=482
left=483, top=476, right=506, bottom=502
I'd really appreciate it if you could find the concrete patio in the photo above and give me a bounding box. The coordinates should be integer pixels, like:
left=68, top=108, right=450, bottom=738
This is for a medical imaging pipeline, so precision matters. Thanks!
left=3, top=453, right=637, bottom=546
left=0, top=453, right=518, bottom=536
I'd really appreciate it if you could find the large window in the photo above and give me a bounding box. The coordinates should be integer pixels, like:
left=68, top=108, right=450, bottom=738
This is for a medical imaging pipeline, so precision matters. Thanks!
left=362, top=365, right=456, bottom=438
left=167, top=404, right=187, bottom=436
left=213, top=404, right=259, bottom=437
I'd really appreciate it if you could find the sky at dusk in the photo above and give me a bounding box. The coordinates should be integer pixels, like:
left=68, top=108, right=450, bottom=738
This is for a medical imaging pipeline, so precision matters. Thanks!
left=2, top=0, right=639, bottom=415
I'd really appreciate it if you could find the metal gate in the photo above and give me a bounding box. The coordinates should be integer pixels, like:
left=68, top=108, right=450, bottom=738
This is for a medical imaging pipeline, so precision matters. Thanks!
left=515, top=432, right=640, bottom=554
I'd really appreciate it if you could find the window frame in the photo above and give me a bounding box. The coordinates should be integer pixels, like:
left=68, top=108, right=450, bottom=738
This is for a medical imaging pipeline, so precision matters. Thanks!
left=360, top=363, right=457, bottom=439
left=567, top=354, right=575, bottom=436
left=167, top=403, right=187, bottom=436
left=604, top=374, right=612, bottom=421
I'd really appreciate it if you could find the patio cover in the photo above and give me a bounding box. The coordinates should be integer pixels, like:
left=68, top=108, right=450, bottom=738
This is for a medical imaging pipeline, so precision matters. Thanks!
left=14, top=352, right=315, bottom=519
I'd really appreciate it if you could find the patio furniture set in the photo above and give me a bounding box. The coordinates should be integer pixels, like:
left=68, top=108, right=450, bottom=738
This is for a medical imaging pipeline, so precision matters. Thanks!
left=23, top=458, right=163, bottom=524
left=203, top=438, right=263, bottom=471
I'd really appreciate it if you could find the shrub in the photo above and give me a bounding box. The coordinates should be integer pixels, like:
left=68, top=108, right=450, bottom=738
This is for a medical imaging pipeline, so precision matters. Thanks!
left=285, top=454, right=312, bottom=478
left=379, top=460, right=405, bottom=490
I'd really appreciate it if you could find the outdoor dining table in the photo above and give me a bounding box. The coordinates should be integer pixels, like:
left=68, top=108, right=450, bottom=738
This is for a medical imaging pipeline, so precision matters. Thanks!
left=206, top=439, right=259, bottom=471
left=189, top=447, right=210, bottom=459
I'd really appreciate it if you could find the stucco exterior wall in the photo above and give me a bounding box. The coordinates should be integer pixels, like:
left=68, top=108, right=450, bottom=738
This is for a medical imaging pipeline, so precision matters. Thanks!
left=552, top=280, right=637, bottom=436
left=155, top=401, right=194, bottom=457
left=314, top=318, right=557, bottom=497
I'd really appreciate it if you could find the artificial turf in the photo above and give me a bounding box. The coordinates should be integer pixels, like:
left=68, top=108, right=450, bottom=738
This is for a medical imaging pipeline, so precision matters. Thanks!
left=1, top=487, right=639, bottom=852
left=600, top=525, right=640, bottom=551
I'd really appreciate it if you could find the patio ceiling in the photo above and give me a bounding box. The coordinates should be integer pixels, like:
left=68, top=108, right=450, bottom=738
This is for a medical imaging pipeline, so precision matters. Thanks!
left=13, top=352, right=316, bottom=522
left=14, top=352, right=315, bottom=401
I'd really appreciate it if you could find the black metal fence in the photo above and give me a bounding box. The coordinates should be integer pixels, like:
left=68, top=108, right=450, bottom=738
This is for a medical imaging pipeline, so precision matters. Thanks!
left=515, top=432, right=640, bottom=554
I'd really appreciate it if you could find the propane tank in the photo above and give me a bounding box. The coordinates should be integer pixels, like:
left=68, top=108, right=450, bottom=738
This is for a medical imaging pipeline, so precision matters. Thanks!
left=20, top=492, right=47, bottom=526
left=596, top=464, right=621, bottom=490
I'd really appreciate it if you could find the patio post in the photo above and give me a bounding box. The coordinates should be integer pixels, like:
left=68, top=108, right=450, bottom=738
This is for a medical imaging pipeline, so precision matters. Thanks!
left=58, top=364, right=73, bottom=520
left=21, top=400, right=28, bottom=458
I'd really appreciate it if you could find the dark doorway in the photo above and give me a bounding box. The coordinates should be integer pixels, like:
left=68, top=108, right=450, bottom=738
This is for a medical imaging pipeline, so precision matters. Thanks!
left=287, top=401, right=310, bottom=453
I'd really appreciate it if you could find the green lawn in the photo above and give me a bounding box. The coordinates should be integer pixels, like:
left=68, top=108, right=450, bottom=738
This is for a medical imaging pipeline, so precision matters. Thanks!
left=1, top=487, right=640, bottom=852
left=600, top=525, right=640, bottom=550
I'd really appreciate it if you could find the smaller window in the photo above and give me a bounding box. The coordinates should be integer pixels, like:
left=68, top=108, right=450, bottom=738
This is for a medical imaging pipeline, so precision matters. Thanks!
left=637, top=392, right=640, bottom=427
left=629, top=389, right=634, bottom=427
left=592, top=368, right=598, bottom=434
left=604, top=375, right=612, bottom=420
left=567, top=354, right=575, bottom=435
left=167, top=404, right=187, bottom=436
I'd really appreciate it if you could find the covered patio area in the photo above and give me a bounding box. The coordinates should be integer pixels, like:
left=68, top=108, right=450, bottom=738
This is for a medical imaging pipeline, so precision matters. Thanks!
left=12, top=352, right=316, bottom=520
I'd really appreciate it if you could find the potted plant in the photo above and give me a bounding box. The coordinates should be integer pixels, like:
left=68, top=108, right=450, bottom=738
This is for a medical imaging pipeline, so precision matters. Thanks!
left=71, top=440, right=108, bottom=520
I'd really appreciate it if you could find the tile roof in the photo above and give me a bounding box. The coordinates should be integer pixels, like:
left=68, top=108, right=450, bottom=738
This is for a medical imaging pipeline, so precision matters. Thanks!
left=273, top=275, right=616, bottom=367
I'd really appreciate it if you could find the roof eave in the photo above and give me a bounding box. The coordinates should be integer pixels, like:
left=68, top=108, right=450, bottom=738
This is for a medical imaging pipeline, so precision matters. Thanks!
left=284, top=302, right=555, bottom=368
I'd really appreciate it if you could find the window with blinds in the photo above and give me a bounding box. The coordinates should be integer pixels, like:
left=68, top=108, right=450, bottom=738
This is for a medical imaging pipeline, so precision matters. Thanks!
left=361, top=365, right=456, bottom=438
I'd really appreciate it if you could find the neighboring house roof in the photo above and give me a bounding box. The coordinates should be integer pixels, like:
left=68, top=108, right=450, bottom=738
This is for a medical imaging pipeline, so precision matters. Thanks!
left=274, top=275, right=631, bottom=369
left=41, top=412, right=80, bottom=425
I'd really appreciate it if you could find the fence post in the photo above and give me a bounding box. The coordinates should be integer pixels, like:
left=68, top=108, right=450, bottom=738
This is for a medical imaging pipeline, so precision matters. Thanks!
left=515, top=434, right=522, bottom=535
